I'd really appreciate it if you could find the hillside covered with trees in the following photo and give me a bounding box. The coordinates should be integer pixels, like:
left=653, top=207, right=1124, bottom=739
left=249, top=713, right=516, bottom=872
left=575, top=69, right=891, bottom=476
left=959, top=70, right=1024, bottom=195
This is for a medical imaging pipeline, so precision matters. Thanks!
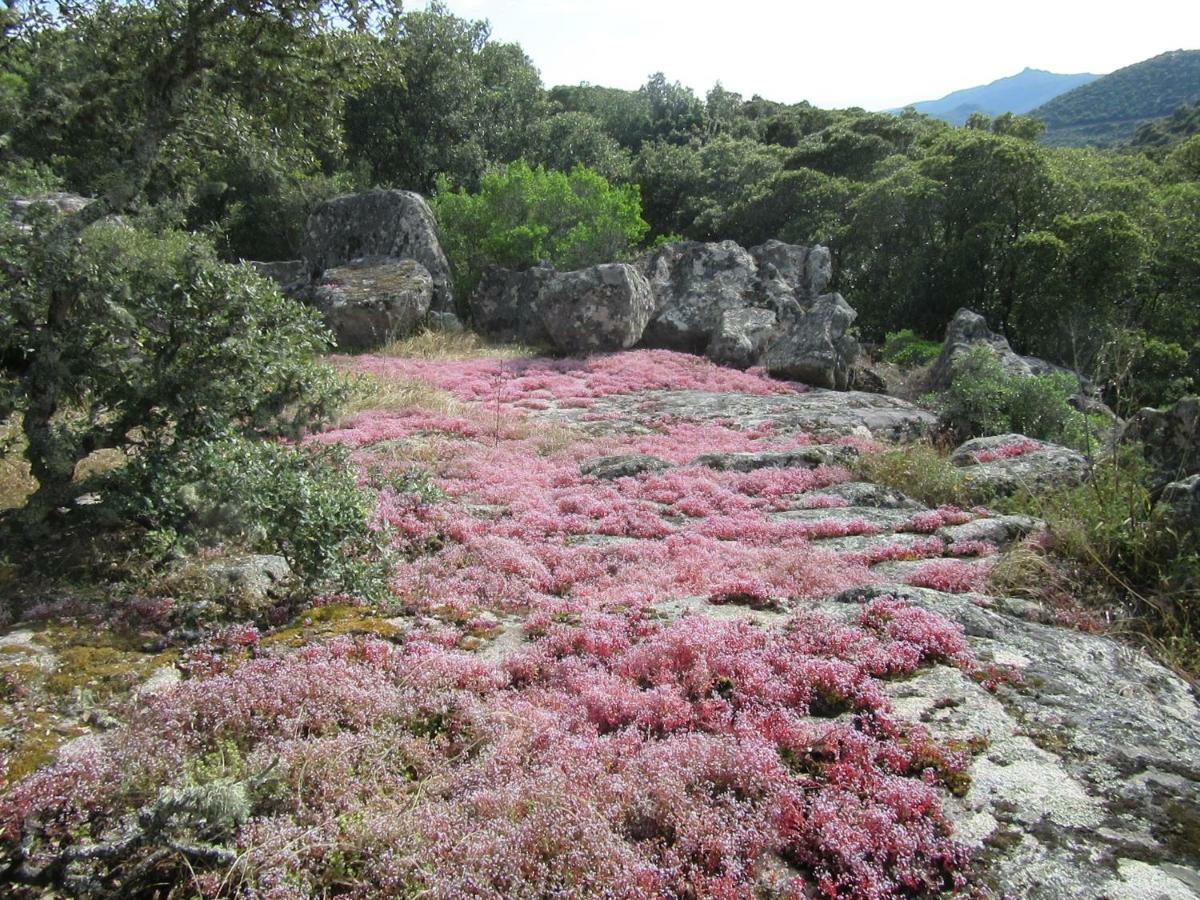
left=1033, top=48, right=1200, bottom=145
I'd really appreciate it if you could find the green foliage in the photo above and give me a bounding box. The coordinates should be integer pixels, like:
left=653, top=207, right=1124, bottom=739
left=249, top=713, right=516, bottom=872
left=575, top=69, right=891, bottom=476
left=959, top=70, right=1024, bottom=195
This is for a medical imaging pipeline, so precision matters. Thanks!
left=1095, top=329, right=1196, bottom=417
left=0, top=216, right=344, bottom=519
left=343, top=3, right=542, bottom=193
left=1012, top=451, right=1200, bottom=671
left=114, top=435, right=386, bottom=596
left=432, top=161, right=649, bottom=297
left=851, top=444, right=970, bottom=508
left=5, top=0, right=377, bottom=230
left=879, top=329, right=941, bottom=369
left=939, top=346, right=1097, bottom=447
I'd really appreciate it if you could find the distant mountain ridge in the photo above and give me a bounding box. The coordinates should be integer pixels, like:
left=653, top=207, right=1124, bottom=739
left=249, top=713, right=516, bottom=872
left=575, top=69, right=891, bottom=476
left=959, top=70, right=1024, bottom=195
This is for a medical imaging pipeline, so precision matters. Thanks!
left=895, top=67, right=1100, bottom=125
left=1032, top=49, right=1200, bottom=146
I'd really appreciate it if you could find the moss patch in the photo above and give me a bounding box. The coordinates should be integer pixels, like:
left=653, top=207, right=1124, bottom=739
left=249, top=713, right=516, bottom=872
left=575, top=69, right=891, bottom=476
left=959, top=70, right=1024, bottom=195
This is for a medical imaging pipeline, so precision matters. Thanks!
left=262, top=603, right=405, bottom=649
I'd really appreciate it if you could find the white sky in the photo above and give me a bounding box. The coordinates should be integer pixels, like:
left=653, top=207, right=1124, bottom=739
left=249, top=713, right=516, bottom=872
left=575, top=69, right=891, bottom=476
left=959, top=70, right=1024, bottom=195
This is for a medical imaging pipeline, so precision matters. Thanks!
left=443, top=0, right=1200, bottom=110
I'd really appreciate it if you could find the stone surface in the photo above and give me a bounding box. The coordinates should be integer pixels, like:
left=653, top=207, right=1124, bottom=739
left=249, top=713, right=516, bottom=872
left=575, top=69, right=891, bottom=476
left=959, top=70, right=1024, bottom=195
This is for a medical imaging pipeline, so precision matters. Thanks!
left=1158, top=474, right=1200, bottom=533
left=248, top=259, right=306, bottom=288
left=824, top=584, right=1200, bottom=900
left=203, top=555, right=292, bottom=609
left=951, top=434, right=1090, bottom=496
left=579, top=454, right=672, bottom=480
left=1122, top=396, right=1200, bottom=489
left=748, top=240, right=832, bottom=302
left=537, top=387, right=939, bottom=442
left=762, top=293, right=861, bottom=390
left=300, top=189, right=454, bottom=312
left=537, top=263, right=655, bottom=354
left=299, top=256, right=433, bottom=351
left=930, top=308, right=1079, bottom=391
left=469, top=263, right=556, bottom=345
left=690, top=446, right=858, bottom=472
left=8, top=192, right=92, bottom=232
left=706, top=307, right=778, bottom=369
left=638, top=240, right=761, bottom=352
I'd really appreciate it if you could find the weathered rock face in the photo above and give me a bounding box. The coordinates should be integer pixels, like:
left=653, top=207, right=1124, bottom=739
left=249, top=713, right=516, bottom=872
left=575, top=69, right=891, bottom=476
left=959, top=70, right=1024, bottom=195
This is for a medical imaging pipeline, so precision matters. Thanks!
left=470, top=263, right=556, bottom=345
left=762, top=293, right=860, bottom=390
left=579, top=454, right=671, bottom=480
left=950, top=434, right=1090, bottom=496
left=1122, top=396, right=1200, bottom=489
left=1158, top=474, right=1200, bottom=533
left=636, top=239, right=837, bottom=357
left=538, top=264, right=655, bottom=354
left=638, top=240, right=761, bottom=352
left=826, top=584, right=1200, bottom=900
left=299, top=257, right=433, bottom=351
left=748, top=239, right=831, bottom=300
left=300, top=189, right=454, bottom=313
left=706, top=307, right=778, bottom=369
left=8, top=192, right=92, bottom=232
left=930, top=308, right=1076, bottom=391
left=538, top=386, right=939, bottom=443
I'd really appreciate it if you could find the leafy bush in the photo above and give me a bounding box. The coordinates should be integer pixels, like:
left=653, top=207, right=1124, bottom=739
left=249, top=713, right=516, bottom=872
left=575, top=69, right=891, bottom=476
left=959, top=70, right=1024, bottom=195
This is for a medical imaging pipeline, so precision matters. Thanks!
left=880, top=329, right=942, bottom=369
left=939, top=346, right=1101, bottom=448
left=432, top=160, right=649, bottom=297
left=113, top=434, right=386, bottom=597
left=0, top=216, right=345, bottom=523
left=1095, top=328, right=1196, bottom=417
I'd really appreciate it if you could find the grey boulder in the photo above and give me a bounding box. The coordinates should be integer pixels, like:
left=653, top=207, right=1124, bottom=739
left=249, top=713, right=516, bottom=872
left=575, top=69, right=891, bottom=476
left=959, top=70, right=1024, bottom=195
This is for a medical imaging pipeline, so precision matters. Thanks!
left=300, top=189, right=454, bottom=313
left=763, top=293, right=860, bottom=390
left=538, top=263, right=655, bottom=354
left=951, top=434, right=1090, bottom=496
left=638, top=240, right=760, bottom=352
left=300, top=257, right=433, bottom=351
left=469, top=263, right=556, bottom=345
left=930, top=308, right=1078, bottom=391
left=706, top=307, right=778, bottom=369
left=1122, top=396, right=1200, bottom=489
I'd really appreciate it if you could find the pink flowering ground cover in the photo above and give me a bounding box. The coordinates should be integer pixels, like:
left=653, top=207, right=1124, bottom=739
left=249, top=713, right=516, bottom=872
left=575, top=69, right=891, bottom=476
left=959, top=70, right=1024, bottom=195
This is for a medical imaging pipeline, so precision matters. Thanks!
left=1, top=350, right=998, bottom=897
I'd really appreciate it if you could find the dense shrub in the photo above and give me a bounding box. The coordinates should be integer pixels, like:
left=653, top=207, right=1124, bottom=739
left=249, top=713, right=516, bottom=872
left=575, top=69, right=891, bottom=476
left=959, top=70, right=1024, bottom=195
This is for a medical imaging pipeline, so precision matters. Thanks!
left=1006, top=451, right=1200, bottom=671
left=0, top=214, right=346, bottom=528
left=432, top=160, right=649, bottom=297
left=880, top=329, right=942, bottom=369
left=938, top=346, right=1100, bottom=447
left=111, top=435, right=384, bottom=594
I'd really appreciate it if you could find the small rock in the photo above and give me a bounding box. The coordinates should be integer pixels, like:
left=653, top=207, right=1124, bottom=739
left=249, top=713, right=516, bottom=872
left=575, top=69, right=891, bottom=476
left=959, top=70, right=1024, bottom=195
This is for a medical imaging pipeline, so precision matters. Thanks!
left=580, top=454, right=671, bottom=480
left=691, top=445, right=857, bottom=472
left=951, top=434, right=1089, bottom=496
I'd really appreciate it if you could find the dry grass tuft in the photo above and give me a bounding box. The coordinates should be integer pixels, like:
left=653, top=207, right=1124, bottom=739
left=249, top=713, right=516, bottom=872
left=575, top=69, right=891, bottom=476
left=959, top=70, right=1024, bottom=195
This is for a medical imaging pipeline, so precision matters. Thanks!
left=338, top=373, right=461, bottom=421
left=376, top=327, right=545, bottom=362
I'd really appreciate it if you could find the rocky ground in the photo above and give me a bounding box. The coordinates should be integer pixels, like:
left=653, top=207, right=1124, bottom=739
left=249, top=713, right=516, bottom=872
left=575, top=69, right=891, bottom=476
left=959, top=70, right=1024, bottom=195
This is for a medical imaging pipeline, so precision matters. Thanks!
left=2, top=348, right=1198, bottom=898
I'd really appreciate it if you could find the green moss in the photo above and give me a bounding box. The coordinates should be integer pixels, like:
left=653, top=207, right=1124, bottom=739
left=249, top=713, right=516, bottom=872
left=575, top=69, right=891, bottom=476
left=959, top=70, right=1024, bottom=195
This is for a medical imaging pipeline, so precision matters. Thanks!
left=263, top=603, right=404, bottom=649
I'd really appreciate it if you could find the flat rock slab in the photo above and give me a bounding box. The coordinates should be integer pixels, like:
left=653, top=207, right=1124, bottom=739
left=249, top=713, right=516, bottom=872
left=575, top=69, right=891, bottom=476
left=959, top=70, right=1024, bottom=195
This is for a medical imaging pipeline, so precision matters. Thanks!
left=539, top=388, right=938, bottom=440
left=821, top=584, right=1200, bottom=899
